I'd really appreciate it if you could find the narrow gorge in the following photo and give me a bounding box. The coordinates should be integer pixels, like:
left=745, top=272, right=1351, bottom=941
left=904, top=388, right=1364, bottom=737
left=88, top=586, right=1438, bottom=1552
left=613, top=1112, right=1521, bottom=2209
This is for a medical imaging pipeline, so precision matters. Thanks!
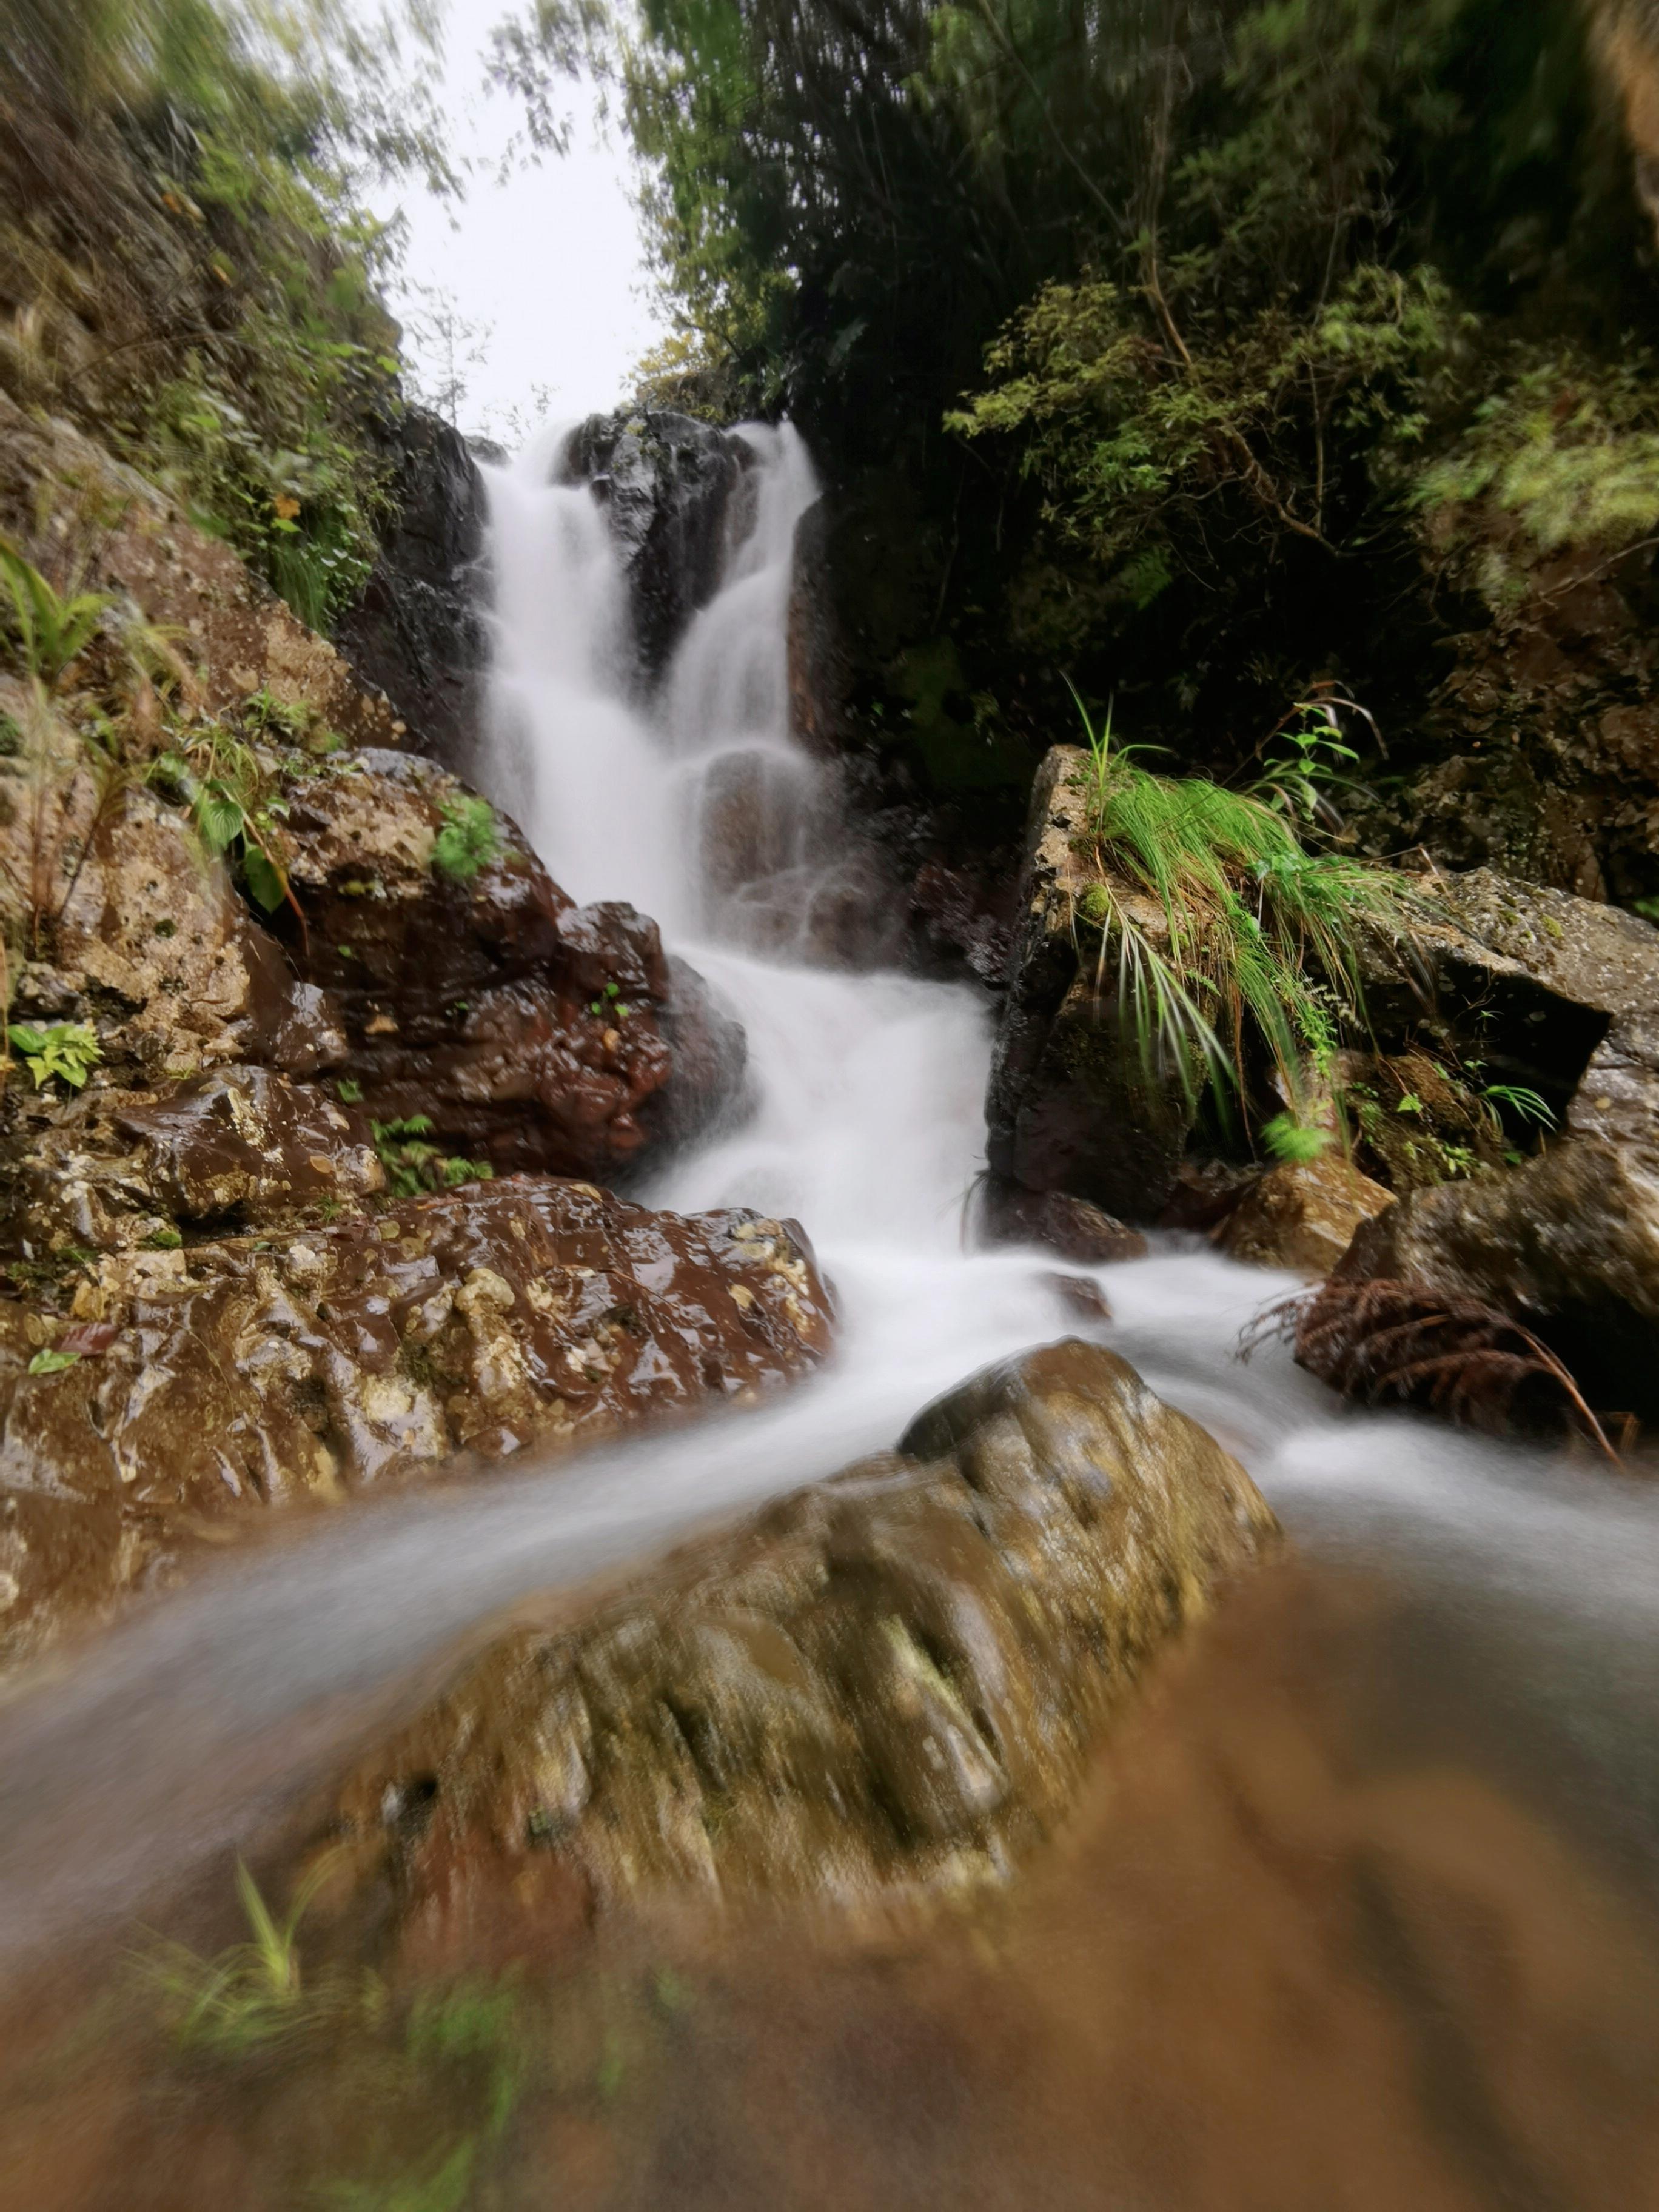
left=6, top=2, right=1659, bottom=2205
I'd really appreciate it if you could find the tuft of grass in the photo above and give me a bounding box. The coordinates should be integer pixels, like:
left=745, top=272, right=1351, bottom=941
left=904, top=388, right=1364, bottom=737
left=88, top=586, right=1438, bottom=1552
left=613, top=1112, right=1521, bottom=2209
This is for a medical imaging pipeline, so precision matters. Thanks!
left=143, top=1858, right=330, bottom=2059
left=1068, top=697, right=1413, bottom=1120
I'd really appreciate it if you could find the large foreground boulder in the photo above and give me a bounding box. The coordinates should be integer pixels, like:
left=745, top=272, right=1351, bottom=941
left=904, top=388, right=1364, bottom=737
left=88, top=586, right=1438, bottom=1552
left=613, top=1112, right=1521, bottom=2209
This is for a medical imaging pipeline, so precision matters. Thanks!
left=320, top=1339, right=1279, bottom=1945
left=0, top=1179, right=832, bottom=1665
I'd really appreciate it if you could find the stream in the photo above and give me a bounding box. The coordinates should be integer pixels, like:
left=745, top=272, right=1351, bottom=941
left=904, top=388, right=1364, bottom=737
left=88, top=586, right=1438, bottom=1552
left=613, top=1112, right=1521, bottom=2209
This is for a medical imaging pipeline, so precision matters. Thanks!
left=2, top=422, right=1658, bottom=1984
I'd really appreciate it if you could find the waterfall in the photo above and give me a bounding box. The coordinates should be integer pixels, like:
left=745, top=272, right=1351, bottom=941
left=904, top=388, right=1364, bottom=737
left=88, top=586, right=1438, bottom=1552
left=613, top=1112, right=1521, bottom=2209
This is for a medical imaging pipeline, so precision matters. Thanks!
left=1, top=421, right=1655, bottom=1966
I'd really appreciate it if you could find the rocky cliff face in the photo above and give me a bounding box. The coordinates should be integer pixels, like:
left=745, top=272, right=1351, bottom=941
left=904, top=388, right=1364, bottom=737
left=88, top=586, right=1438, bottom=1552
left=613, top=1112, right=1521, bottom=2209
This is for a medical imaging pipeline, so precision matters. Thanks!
left=335, top=409, right=493, bottom=777
left=0, top=397, right=841, bottom=1669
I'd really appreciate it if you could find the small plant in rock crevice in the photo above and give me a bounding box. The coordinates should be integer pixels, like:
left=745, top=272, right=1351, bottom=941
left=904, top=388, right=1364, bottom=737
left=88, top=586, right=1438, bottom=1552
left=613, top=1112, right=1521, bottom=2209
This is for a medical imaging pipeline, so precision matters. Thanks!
left=370, top=1115, right=492, bottom=1198
left=430, top=796, right=503, bottom=883
left=150, top=727, right=306, bottom=932
left=5, top=1019, right=101, bottom=1091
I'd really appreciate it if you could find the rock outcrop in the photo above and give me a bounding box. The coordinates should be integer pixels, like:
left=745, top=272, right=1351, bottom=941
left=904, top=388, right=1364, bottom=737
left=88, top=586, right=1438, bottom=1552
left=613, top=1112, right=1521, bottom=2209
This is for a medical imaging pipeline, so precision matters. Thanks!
left=1320, top=869, right=1659, bottom=1421
left=560, top=412, right=748, bottom=686
left=267, top=749, right=746, bottom=1179
left=1334, top=1140, right=1659, bottom=1420
left=0, top=390, right=404, bottom=747
left=0, top=1179, right=833, bottom=1664
left=319, top=1339, right=1279, bottom=1942
left=987, top=747, right=1199, bottom=1224
left=335, top=409, right=492, bottom=776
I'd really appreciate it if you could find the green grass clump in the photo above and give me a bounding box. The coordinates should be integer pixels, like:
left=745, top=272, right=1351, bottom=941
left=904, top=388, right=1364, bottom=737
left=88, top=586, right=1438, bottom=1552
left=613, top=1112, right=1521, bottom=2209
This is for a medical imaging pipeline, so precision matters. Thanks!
left=1070, top=697, right=1412, bottom=1122
left=431, top=797, right=503, bottom=883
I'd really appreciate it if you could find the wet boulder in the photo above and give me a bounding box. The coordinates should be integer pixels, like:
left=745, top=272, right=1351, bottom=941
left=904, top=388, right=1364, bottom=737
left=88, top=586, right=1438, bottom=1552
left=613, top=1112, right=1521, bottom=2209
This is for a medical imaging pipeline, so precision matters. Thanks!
left=0, top=768, right=343, bottom=1085
left=335, top=407, right=492, bottom=777
left=2, top=1065, right=381, bottom=1253
left=1216, top=1155, right=1392, bottom=1275
left=977, top=1178, right=1150, bottom=1264
left=986, top=747, right=1199, bottom=1224
left=560, top=412, right=748, bottom=684
left=1318, top=868, right=1659, bottom=1419
left=0, top=1179, right=833, bottom=1665
left=272, top=749, right=746, bottom=1178
left=320, top=1339, right=1279, bottom=1940
left=1333, top=1138, right=1659, bottom=1421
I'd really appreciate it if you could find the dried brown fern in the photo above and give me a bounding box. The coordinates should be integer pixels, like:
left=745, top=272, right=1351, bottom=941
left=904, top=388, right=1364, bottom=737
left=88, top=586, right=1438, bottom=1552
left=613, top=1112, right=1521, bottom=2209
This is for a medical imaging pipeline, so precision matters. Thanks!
left=1242, top=1277, right=1623, bottom=1465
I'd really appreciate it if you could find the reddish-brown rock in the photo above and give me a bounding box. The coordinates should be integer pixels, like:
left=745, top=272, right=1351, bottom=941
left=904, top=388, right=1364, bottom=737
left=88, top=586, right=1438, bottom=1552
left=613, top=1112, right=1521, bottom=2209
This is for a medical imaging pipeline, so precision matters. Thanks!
left=269, top=749, right=745, bottom=1178
left=0, top=1179, right=833, bottom=1665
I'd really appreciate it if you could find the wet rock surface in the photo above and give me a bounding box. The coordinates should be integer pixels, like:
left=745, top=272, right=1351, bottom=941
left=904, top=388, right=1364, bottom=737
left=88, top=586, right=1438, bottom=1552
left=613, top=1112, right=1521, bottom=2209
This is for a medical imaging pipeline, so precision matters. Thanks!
left=2, top=1066, right=380, bottom=1252
left=1324, top=868, right=1659, bottom=1418
left=0, top=1179, right=833, bottom=1664
left=987, top=748, right=1198, bottom=1224
left=1217, top=1156, right=1392, bottom=1276
left=321, top=1339, right=1278, bottom=1940
left=977, top=1178, right=1150, bottom=1265
left=335, top=408, right=491, bottom=776
left=0, top=768, right=340, bottom=1084
left=270, top=749, right=746, bottom=1178
left=561, top=413, right=748, bottom=685
left=1335, top=1139, right=1659, bottom=1421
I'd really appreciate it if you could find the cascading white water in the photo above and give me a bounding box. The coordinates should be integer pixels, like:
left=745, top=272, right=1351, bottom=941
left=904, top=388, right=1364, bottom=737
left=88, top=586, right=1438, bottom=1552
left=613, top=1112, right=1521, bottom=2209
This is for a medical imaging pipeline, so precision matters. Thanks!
left=1, top=418, right=1657, bottom=1964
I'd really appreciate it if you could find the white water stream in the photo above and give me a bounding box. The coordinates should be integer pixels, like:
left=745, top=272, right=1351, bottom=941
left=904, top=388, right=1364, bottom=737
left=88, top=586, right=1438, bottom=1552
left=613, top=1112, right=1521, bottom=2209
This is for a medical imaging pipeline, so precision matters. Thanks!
left=0, top=423, right=1657, bottom=1965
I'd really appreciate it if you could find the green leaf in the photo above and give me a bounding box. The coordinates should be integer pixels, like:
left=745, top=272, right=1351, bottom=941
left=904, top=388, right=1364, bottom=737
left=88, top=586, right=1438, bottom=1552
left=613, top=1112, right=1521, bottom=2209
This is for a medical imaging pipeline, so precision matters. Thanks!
left=194, top=786, right=246, bottom=856
left=240, top=843, right=287, bottom=913
left=27, top=1349, right=79, bottom=1376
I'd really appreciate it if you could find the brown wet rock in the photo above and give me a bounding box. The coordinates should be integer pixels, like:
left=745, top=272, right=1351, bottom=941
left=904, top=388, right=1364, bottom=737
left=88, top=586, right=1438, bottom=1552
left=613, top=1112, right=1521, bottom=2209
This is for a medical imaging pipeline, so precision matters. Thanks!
left=1217, top=1155, right=1392, bottom=1275
left=0, top=772, right=340, bottom=1084
left=0, top=1179, right=832, bottom=1666
left=270, top=749, right=745, bottom=1178
left=977, top=1178, right=1148, bottom=1265
left=2, top=1067, right=383, bottom=1254
left=321, top=1339, right=1278, bottom=1945
left=986, top=748, right=1199, bottom=1224
left=1334, top=1136, right=1659, bottom=1421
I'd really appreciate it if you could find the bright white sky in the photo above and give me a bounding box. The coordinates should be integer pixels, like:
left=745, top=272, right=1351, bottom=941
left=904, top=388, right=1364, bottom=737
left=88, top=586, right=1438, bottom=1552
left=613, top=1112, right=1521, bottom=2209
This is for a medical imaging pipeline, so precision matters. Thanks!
left=368, top=0, right=663, bottom=443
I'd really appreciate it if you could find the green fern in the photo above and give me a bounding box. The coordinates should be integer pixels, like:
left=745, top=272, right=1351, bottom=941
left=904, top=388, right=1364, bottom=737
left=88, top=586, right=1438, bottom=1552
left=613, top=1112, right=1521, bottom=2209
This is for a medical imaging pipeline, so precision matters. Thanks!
left=0, top=540, right=112, bottom=689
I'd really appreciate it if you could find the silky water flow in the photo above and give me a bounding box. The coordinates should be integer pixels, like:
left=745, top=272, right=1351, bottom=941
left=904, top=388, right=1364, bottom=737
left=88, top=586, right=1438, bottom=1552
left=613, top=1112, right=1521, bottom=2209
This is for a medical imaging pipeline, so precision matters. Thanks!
left=0, top=423, right=1657, bottom=1965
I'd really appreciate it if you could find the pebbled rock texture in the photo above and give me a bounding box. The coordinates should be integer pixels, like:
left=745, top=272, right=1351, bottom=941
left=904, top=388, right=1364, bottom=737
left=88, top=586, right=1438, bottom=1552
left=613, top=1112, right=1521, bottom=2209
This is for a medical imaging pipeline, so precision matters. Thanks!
left=0, top=1179, right=833, bottom=1666
left=318, top=1338, right=1279, bottom=1945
